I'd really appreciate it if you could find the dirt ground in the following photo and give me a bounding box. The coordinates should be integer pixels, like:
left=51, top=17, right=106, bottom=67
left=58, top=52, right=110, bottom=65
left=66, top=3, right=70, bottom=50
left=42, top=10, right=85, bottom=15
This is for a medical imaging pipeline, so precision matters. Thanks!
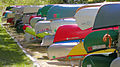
left=2, top=23, right=80, bottom=67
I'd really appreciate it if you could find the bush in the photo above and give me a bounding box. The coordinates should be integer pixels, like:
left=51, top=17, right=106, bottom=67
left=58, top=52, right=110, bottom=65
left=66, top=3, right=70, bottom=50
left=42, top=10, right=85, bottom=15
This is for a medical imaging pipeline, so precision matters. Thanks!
left=106, top=0, right=120, bottom=1
left=48, top=0, right=64, bottom=4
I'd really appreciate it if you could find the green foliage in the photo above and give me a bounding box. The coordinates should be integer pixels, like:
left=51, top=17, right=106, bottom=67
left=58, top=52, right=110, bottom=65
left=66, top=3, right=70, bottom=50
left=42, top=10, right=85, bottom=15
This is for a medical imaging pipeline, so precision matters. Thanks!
left=0, top=0, right=49, bottom=6
left=0, top=0, right=49, bottom=12
left=87, top=0, right=105, bottom=3
left=106, top=0, right=120, bottom=1
left=48, top=0, right=64, bottom=4
left=0, top=0, right=107, bottom=8
left=0, top=0, right=106, bottom=6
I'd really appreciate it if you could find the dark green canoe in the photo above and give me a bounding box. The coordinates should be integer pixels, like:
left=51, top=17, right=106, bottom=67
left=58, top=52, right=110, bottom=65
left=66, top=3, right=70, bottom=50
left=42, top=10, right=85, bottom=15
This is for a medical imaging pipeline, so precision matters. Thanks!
left=84, top=30, right=118, bottom=53
left=46, top=4, right=85, bottom=20
left=37, top=5, right=54, bottom=17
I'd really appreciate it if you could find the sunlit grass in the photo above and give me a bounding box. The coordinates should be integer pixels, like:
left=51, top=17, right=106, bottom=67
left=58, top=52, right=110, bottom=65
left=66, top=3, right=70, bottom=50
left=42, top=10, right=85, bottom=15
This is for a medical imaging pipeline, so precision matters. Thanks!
left=0, top=17, right=1, bottom=23
left=0, top=25, right=33, bottom=67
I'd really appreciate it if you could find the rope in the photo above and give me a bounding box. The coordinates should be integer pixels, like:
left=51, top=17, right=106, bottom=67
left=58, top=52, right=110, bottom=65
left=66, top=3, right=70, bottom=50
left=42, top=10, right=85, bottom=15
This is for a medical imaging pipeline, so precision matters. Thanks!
left=103, top=34, right=112, bottom=48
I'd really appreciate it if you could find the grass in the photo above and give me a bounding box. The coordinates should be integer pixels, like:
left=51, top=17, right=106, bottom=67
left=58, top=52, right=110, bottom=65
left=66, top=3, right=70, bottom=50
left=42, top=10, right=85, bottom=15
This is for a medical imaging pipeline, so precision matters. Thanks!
left=0, top=17, right=1, bottom=23
left=0, top=25, right=33, bottom=67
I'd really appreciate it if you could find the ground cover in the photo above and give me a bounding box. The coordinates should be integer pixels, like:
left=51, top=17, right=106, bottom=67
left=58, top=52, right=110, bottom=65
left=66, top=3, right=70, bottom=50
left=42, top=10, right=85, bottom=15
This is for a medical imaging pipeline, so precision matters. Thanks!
left=0, top=25, right=33, bottom=67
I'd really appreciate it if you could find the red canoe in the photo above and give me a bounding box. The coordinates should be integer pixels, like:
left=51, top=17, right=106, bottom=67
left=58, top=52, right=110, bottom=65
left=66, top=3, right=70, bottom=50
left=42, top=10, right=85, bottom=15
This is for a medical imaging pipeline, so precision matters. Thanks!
left=54, top=24, right=118, bottom=42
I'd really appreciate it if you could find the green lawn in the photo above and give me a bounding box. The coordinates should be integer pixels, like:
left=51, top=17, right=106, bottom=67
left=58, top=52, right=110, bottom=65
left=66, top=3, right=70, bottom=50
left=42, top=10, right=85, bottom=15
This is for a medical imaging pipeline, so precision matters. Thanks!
left=0, top=25, right=33, bottom=67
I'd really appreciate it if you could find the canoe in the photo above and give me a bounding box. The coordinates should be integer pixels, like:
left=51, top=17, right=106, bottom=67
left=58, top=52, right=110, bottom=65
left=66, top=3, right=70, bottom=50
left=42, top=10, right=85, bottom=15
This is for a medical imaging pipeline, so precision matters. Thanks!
left=34, top=18, right=76, bottom=37
left=14, top=14, right=23, bottom=26
left=47, top=40, right=80, bottom=60
left=35, top=21, right=51, bottom=37
left=93, top=4, right=120, bottom=30
left=48, top=29, right=118, bottom=60
left=37, top=5, right=54, bottom=17
left=30, top=17, right=44, bottom=28
left=28, top=5, right=53, bottom=25
left=50, top=18, right=76, bottom=34
left=16, top=24, right=24, bottom=33
left=67, top=29, right=118, bottom=58
left=24, top=33, right=37, bottom=42
left=41, top=35, right=54, bottom=46
left=74, top=6, right=100, bottom=30
left=6, top=5, right=19, bottom=11
left=54, top=24, right=82, bottom=42
left=12, top=5, right=43, bottom=14
left=7, top=18, right=14, bottom=24
left=29, top=15, right=41, bottom=24
left=22, top=13, right=36, bottom=24
left=84, top=30, right=118, bottom=53
left=82, top=53, right=117, bottom=67
left=6, top=12, right=15, bottom=18
left=110, top=57, right=120, bottom=67
left=4, top=11, right=15, bottom=18
left=46, top=4, right=86, bottom=21
left=48, top=24, right=118, bottom=60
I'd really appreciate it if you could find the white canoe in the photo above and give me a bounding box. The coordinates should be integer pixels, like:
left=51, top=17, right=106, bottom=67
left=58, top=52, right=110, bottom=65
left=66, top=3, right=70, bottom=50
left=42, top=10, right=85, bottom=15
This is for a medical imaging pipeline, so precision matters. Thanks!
left=22, top=14, right=36, bottom=24
left=6, top=12, right=15, bottom=18
left=12, top=5, right=43, bottom=14
left=14, top=14, right=23, bottom=26
left=30, top=17, right=44, bottom=28
left=35, top=21, right=51, bottom=34
left=35, top=19, right=76, bottom=35
left=40, top=35, right=54, bottom=46
left=74, top=6, right=100, bottom=30
left=24, top=33, right=36, bottom=42
left=50, top=18, right=76, bottom=34
left=47, top=40, right=79, bottom=60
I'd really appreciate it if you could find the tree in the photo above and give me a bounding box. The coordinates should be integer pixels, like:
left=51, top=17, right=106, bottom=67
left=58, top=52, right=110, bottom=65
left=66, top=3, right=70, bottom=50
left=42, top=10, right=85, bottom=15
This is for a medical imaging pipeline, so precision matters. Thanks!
left=106, top=0, right=120, bottom=1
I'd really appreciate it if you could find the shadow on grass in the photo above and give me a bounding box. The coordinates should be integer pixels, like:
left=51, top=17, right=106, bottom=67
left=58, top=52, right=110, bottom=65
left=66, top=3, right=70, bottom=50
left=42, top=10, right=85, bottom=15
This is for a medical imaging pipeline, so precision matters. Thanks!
left=0, top=47, right=31, bottom=65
